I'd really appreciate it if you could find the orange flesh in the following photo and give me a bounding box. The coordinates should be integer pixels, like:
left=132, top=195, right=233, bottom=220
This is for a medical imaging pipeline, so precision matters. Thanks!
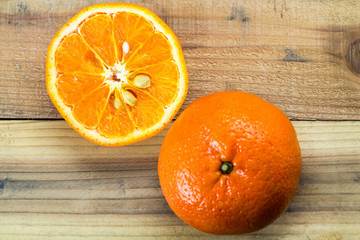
left=54, top=11, right=179, bottom=138
left=55, top=33, right=104, bottom=74
left=113, top=12, right=154, bottom=63
left=80, top=14, right=117, bottom=67
left=125, top=87, right=165, bottom=130
left=98, top=95, right=135, bottom=137
left=56, top=74, right=105, bottom=105
left=128, top=60, right=179, bottom=106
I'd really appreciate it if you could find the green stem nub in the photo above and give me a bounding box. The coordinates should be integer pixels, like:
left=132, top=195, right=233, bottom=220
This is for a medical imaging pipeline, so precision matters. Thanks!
left=220, top=162, right=233, bottom=174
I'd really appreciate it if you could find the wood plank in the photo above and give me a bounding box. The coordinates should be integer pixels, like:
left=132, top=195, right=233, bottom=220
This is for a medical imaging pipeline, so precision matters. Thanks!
left=0, top=120, right=359, bottom=239
left=0, top=0, right=360, bottom=120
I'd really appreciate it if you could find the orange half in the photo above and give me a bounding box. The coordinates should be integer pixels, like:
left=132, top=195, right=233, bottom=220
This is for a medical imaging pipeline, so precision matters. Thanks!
left=46, top=3, right=188, bottom=146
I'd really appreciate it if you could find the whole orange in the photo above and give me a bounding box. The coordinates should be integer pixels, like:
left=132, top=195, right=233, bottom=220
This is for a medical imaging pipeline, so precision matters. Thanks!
left=158, top=91, right=301, bottom=234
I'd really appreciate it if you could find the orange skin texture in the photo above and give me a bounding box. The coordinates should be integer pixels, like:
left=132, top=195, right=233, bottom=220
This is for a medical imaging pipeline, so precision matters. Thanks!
left=158, top=91, right=301, bottom=235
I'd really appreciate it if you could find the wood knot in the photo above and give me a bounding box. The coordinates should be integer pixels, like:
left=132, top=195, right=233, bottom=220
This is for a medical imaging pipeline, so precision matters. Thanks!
left=346, top=39, right=360, bottom=75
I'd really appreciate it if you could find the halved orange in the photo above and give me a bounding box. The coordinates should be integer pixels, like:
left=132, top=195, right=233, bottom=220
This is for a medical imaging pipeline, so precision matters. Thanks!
left=46, top=3, right=188, bottom=146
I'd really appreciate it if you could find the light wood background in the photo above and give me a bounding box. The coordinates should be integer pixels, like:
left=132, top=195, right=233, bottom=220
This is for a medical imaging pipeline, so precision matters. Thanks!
left=0, top=0, right=360, bottom=239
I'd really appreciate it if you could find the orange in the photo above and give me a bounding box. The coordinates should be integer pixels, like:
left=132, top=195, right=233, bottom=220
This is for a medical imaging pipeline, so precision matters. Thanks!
left=46, top=3, right=187, bottom=146
left=158, top=91, right=301, bottom=234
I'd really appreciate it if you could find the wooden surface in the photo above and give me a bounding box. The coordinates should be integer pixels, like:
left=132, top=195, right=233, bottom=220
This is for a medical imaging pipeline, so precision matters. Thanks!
left=0, top=121, right=360, bottom=239
left=0, top=0, right=360, bottom=239
left=1, top=0, right=360, bottom=120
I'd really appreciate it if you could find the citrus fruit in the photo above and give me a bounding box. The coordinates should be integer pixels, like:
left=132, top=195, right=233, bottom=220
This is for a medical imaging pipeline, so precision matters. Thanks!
left=158, top=91, right=301, bottom=234
left=46, top=3, right=187, bottom=146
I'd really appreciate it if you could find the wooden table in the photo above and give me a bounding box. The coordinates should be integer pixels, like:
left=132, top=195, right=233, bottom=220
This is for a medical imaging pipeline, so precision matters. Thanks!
left=1, top=0, right=360, bottom=239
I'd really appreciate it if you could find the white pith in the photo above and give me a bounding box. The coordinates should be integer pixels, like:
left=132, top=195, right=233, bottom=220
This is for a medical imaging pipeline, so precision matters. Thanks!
left=103, top=61, right=130, bottom=92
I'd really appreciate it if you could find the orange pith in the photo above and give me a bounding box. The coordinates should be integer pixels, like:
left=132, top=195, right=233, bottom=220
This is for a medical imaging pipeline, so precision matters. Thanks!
left=46, top=3, right=188, bottom=146
left=158, top=91, right=302, bottom=235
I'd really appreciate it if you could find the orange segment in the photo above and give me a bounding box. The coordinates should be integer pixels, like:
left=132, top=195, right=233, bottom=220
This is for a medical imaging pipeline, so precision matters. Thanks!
left=80, top=14, right=117, bottom=67
left=126, top=33, right=172, bottom=71
left=98, top=95, right=135, bottom=137
left=55, top=33, right=104, bottom=74
left=113, top=12, right=154, bottom=63
left=72, top=84, right=110, bottom=128
left=56, top=74, right=105, bottom=106
left=129, top=60, right=179, bottom=106
left=124, top=87, right=165, bottom=130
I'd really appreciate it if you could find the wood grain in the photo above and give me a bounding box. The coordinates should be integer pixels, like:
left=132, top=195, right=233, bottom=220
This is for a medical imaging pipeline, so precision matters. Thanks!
left=0, top=0, right=360, bottom=120
left=0, top=120, right=359, bottom=239
left=0, top=0, right=360, bottom=239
